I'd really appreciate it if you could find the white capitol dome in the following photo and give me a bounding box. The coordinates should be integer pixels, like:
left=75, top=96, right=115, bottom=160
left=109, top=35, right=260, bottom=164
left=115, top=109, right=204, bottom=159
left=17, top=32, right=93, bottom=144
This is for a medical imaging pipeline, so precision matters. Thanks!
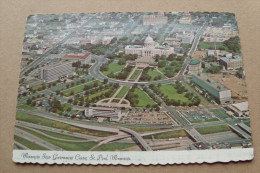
left=144, top=35, right=154, bottom=44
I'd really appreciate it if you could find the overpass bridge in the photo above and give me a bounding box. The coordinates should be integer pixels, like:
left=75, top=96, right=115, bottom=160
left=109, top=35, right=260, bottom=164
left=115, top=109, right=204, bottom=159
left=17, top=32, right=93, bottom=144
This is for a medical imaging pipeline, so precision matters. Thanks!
left=228, top=125, right=251, bottom=139
left=237, top=123, right=252, bottom=135
left=119, top=127, right=152, bottom=151
left=185, top=128, right=207, bottom=143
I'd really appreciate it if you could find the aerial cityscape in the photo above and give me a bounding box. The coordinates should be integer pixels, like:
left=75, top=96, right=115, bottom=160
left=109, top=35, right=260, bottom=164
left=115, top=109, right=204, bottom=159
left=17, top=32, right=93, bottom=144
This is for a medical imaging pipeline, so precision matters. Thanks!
left=14, top=12, right=252, bottom=152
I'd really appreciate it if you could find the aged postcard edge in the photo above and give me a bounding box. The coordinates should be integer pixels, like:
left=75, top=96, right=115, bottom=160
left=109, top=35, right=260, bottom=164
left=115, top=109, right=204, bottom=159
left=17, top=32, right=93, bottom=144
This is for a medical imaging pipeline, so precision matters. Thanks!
left=13, top=148, right=254, bottom=165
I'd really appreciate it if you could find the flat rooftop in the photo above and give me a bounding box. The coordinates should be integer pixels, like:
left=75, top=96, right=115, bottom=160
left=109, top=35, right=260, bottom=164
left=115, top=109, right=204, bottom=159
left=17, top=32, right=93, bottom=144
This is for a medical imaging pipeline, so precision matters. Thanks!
left=232, top=101, right=248, bottom=112
left=193, top=74, right=230, bottom=91
left=40, top=61, right=72, bottom=70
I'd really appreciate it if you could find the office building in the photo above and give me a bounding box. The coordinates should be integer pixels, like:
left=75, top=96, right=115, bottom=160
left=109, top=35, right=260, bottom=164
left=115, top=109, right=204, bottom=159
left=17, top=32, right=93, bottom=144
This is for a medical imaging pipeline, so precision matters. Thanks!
left=38, top=62, right=73, bottom=83
left=220, top=55, right=243, bottom=70
left=192, top=74, right=233, bottom=104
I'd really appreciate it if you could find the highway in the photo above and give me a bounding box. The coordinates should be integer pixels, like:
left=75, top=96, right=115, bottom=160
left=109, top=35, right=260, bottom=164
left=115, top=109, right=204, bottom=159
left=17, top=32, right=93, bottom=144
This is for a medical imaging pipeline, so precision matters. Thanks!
left=18, top=109, right=119, bottom=133
left=163, top=105, right=207, bottom=143
left=119, top=127, right=152, bottom=151
left=15, top=127, right=62, bottom=151
left=16, top=123, right=94, bottom=143
left=15, top=120, right=103, bottom=141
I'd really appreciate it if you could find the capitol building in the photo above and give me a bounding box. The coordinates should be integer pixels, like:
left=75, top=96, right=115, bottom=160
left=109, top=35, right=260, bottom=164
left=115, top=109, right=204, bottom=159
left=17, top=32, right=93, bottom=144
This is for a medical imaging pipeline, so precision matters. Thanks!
left=125, top=35, right=174, bottom=57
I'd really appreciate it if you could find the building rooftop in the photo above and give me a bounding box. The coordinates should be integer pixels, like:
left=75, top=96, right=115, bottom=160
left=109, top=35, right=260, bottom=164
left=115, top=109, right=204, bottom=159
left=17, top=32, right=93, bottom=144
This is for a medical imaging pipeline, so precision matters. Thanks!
left=63, top=53, right=91, bottom=60
left=232, top=101, right=248, bottom=112
left=40, top=61, right=72, bottom=70
left=220, top=55, right=242, bottom=63
left=193, top=74, right=230, bottom=91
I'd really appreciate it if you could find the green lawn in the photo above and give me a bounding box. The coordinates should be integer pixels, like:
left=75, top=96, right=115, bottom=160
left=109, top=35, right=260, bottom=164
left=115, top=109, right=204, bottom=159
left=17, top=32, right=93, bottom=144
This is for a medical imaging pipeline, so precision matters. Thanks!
left=61, top=81, right=102, bottom=96
left=144, top=130, right=187, bottom=139
left=196, top=125, right=230, bottom=135
left=115, top=86, right=130, bottom=98
left=147, top=70, right=166, bottom=80
left=17, top=104, right=37, bottom=110
left=198, top=42, right=227, bottom=50
left=212, top=109, right=229, bottom=119
left=181, top=82, right=209, bottom=105
left=129, top=70, right=142, bottom=80
left=31, top=84, right=44, bottom=91
left=133, top=88, right=156, bottom=107
left=16, top=111, right=116, bottom=137
left=102, top=63, right=125, bottom=75
left=94, top=142, right=136, bottom=151
left=36, top=129, right=84, bottom=140
left=128, top=127, right=166, bottom=133
left=86, top=88, right=111, bottom=100
left=19, top=127, right=97, bottom=151
left=158, top=84, right=189, bottom=103
left=14, top=135, right=48, bottom=150
left=205, top=118, right=219, bottom=122
left=191, top=120, right=203, bottom=123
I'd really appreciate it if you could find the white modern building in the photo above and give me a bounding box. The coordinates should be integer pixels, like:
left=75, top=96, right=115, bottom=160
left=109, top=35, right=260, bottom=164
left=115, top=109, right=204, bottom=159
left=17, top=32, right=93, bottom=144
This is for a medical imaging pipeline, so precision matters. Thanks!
left=38, top=62, right=73, bottom=83
left=125, top=35, right=174, bottom=57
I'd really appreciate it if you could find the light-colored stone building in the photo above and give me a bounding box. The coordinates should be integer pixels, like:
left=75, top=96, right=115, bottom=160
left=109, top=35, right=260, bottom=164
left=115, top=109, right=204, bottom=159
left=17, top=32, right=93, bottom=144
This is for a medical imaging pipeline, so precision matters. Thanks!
left=143, top=13, right=168, bottom=25
left=125, top=35, right=174, bottom=57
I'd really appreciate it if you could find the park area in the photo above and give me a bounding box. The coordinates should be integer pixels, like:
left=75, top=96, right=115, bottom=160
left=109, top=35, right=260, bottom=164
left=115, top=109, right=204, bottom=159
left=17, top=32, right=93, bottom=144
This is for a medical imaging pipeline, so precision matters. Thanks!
left=139, top=69, right=167, bottom=82
left=61, top=80, right=102, bottom=97
left=158, top=84, right=190, bottom=104
left=101, top=63, right=125, bottom=76
left=128, top=88, right=156, bottom=107
left=129, top=69, right=142, bottom=80
left=115, top=86, right=130, bottom=98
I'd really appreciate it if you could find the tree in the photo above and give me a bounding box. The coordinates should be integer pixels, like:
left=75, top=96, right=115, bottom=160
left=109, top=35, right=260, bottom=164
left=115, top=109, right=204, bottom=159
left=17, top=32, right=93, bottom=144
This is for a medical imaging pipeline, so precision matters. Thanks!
left=158, top=60, right=166, bottom=68
left=103, top=79, right=108, bottom=84
left=26, top=99, right=32, bottom=105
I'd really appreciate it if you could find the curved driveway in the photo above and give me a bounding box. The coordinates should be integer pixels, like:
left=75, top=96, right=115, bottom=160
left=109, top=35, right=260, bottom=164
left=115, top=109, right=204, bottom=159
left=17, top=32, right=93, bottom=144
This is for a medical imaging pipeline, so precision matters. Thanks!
left=89, top=23, right=207, bottom=86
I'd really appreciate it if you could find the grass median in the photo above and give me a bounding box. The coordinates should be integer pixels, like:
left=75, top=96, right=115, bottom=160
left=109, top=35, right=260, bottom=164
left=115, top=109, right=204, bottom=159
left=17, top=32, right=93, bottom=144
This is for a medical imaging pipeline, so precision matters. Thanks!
left=16, top=111, right=116, bottom=137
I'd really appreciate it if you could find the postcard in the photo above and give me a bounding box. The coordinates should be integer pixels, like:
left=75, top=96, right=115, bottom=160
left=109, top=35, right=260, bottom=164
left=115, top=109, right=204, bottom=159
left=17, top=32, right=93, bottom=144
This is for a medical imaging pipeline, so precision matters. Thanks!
left=13, top=12, right=253, bottom=165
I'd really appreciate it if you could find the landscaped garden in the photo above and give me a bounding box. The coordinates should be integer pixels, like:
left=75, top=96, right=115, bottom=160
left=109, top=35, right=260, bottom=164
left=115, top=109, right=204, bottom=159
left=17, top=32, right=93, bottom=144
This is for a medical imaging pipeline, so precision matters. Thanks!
left=125, top=85, right=156, bottom=107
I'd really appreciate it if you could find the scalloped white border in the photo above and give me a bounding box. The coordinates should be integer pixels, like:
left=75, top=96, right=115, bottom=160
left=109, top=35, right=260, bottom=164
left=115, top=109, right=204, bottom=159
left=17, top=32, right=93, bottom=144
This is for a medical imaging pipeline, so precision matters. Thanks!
left=13, top=148, right=254, bottom=165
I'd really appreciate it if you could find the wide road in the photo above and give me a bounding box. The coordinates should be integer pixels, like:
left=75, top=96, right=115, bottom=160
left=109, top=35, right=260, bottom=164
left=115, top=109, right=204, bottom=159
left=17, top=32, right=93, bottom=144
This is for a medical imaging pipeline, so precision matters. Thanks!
left=163, top=105, right=207, bottom=143
left=18, top=109, right=119, bottom=133
left=15, top=127, right=62, bottom=150
left=119, top=127, right=152, bottom=151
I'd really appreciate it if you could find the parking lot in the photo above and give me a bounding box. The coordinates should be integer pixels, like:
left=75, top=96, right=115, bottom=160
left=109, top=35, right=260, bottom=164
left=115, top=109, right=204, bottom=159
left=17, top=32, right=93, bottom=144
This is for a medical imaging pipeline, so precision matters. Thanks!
left=182, top=110, right=219, bottom=123
left=121, top=112, right=172, bottom=125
